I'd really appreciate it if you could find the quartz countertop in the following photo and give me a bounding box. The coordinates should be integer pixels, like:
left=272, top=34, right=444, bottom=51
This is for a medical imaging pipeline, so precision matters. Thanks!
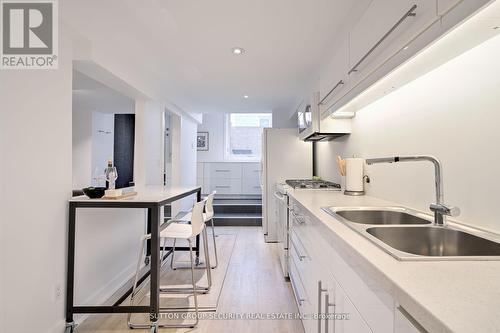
left=70, top=186, right=201, bottom=203
left=287, top=189, right=500, bottom=333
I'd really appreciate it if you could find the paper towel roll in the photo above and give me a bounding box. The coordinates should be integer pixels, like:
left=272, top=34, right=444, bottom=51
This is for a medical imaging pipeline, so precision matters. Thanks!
left=345, top=158, right=364, bottom=193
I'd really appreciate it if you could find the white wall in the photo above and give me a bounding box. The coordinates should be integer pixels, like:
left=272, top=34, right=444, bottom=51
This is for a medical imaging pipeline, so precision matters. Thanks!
left=0, top=21, right=200, bottom=333
left=182, top=117, right=198, bottom=208
left=91, top=112, right=114, bottom=180
left=144, top=102, right=164, bottom=186
left=197, top=113, right=225, bottom=162
left=72, top=108, right=93, bottom=189
left=198, top=112, right=289, bottom=163
left=272, top=109, right=297, bottom=129
left=317, top=33, right=500, bottom=233
left=0, top=30, right=73, bottom=333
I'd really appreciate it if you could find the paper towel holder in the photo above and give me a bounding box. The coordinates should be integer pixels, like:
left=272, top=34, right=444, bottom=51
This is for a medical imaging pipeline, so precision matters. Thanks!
left=344, top=175, right=370, bottom=196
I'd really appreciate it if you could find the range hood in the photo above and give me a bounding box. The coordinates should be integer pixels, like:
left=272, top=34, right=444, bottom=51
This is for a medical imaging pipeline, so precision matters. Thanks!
left=297, top=92, right=351, bottom=141
left=303, top=132, right=348, bottom=142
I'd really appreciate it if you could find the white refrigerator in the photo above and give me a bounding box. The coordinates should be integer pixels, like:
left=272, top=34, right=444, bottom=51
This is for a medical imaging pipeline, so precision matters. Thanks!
left=261, top=128, right=312, bottom=242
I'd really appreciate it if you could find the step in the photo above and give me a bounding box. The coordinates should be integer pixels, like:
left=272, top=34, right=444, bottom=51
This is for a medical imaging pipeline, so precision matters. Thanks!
left=213, top=213, right=262, bottom=226
left=213, top=199, right=261, bottom=206
left=214, top=205, right=261, bottom=214
left=213, top=199, right=261, bottom=214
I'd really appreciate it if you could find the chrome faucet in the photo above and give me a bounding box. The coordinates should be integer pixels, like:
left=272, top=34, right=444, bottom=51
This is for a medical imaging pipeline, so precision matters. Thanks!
left=365, top=155, right=460, bottom=225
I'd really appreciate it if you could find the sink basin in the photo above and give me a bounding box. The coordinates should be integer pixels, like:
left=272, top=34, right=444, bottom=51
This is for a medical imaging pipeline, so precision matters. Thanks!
left=334, top=209, right=431, bottom=225
left=367, top=226, right=500, bottom=257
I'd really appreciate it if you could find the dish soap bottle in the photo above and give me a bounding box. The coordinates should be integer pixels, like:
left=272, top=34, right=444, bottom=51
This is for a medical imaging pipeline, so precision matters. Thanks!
left=105, top=160, right=118, bottom=190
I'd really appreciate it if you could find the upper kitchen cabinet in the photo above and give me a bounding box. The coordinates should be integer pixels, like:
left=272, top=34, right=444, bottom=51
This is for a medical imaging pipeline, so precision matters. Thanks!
left=318, top=35, right=350, bottom=116
left=348, top=0, right=439, bottom=90
left=438, top=0, right=461, bottom=16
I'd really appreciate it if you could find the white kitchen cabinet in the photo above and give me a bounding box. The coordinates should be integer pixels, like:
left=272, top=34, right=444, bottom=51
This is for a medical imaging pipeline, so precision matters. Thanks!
left=204, top=162, right=242, bottom=179
left=241, top=162, right=261, bottom=194
left=438, top=0, right=461, bottom=16
left=204, top=177, right=241, bottom=194
left=199, top=162, right=261, bottom=195
left=319, top=34, right=350, bottom=114
left=395, top=307, right=426, bottom=333
left=334, top=283, right=372, bottom=333
left=288, top=196, right=394, bottom=333
left=349, top=0, right=438, bottom=89
left=241, top=179, right=261, bottom=194
left=241, top=162, right=261, bottom=180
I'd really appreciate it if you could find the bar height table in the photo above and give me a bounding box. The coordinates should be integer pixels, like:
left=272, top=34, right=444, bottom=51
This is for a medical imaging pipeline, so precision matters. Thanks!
left=65, top=186, right=202, bottom=333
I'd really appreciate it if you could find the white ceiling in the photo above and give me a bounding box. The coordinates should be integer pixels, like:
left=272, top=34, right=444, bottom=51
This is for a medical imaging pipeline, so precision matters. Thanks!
left=62, top=0, right=364, bottom=114
left=73, top=70, right=135, bottom=114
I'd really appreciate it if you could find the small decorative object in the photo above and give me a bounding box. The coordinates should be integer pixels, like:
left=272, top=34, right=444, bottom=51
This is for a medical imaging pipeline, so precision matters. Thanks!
left=105, top=160, right=118, bottom=190
left=82, top=187, right=106, bottom=199
left=104, top=188, right=123, bottom=198
left=92, top=167, right=106, bottom=187
left=197, top=132, right=209, bottom=151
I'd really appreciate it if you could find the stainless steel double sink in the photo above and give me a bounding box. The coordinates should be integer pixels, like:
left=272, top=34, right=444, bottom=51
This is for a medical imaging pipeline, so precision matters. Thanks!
left=322, top=206, right=500, bottom=261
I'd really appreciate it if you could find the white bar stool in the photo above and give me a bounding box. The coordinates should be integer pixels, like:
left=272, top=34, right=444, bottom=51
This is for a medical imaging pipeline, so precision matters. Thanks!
left=127, top=199, right=210, bottom=329
left=171, top=191, right=218, bottom=269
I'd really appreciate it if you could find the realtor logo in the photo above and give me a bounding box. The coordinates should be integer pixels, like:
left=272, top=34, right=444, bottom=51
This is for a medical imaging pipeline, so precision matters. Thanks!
left=1, top=0, right=58, bottom=69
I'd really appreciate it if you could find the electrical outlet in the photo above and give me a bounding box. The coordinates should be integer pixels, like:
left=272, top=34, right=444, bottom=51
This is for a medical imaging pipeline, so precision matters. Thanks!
left=55, top=284, right=63, bottom=301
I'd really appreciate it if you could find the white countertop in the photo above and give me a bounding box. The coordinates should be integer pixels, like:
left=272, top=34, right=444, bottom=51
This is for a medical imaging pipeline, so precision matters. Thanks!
left=287, top=189, right=500, bottom=333
left=70, top=186, right=201, bottom=203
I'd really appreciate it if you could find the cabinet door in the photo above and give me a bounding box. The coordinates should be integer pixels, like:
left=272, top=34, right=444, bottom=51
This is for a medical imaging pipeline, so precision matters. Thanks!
left=349, top=0, right=438, bottom=88
left=334, top=281, right=372, bottom=333
left=241, top=163, right=261, bottom=181
left=205, top=178, right=242, bottom=194
left=319, top=34, right=350, bottom=114
left=241, top=178, right=261, bottom=194
left=205, top=162, right=242, bottom=179
left=394, top=307, right=426, bottom=333
left=438, top=0, right=460, bottom=15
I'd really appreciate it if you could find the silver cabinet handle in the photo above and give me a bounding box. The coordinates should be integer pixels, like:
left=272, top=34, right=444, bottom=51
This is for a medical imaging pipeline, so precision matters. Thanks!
left=215, top=169, right=230, bottom=172
left=290, top=229, right=308, bottom=261
left=319, top=80, right=345, bottom=106
left=215, top=185, right=230, bottom=189
left=291, top=211, right=305, bottom=224
left=324, top=293, right=335, bottom=333
left=290, top=237, right=307, bottom=261
left=289, top=273, right=306, bottom=306
left=348, top=4, right=417, bottom=74
left=318, top=281, right=328, bottom=333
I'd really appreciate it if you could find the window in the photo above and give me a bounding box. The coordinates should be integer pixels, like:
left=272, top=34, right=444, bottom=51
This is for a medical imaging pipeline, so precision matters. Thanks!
left=224, top=113, right=272, bottom=161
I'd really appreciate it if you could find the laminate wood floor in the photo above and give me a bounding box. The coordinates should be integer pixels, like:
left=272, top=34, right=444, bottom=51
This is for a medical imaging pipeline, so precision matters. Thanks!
left=76, top=227, right=305, bottom=333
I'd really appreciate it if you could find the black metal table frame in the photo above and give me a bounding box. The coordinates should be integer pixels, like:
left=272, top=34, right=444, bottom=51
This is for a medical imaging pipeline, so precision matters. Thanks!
left=65, top=187, right=202, bottom=332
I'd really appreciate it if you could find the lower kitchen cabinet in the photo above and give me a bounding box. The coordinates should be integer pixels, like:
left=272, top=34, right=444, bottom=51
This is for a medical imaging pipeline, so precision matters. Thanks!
left=288, top=196, right=424, bottom=333
left=333, top=282, right=372, bottom=333
left=394, top=307, right=426, bottom=333
left=197, top=162, right=261, bottom=195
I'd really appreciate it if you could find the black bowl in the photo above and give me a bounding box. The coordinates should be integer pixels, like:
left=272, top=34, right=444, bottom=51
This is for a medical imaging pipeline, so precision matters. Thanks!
left=82, top=187, right=106, bottom=199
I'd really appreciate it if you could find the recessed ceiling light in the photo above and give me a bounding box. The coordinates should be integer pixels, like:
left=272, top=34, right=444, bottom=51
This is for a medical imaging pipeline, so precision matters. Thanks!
left=232, top=47, right=245, bottom=55
left=243, top=95, right=249, bottom=99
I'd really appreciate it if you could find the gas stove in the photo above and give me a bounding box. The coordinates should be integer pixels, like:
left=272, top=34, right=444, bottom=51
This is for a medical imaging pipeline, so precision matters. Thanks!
left=285, top=179, right=341, bottom=190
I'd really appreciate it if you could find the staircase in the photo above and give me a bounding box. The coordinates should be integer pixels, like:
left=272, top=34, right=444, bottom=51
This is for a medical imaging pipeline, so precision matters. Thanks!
left=212, top=198, right=262, bottom=226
